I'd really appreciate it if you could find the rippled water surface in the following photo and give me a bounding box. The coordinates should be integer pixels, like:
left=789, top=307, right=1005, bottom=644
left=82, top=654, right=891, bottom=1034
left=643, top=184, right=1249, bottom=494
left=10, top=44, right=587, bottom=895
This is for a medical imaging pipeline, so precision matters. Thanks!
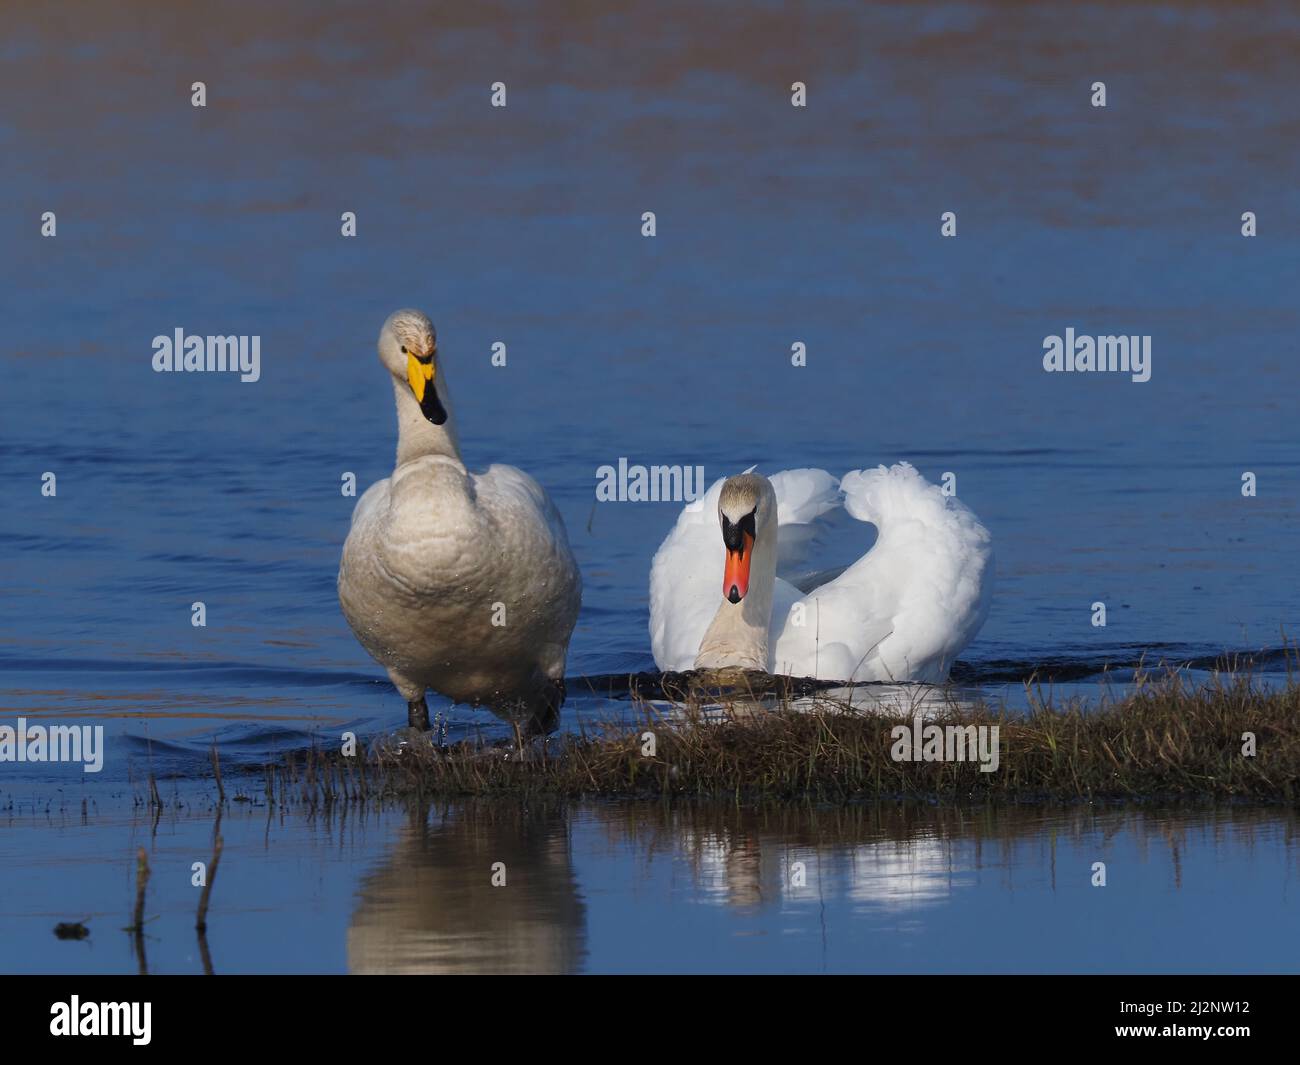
left=3, top=0, right=1297, bottom=765
left=1, top=1, right=1298, bottom=972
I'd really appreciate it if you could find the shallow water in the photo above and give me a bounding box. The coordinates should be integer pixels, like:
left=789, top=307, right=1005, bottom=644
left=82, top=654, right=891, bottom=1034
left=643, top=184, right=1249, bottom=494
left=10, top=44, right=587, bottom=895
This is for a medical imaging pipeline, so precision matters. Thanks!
left=1, top=797, right=1295, bottom=975
left=1, top=2, right=1298, bottom=972
left=1, top=0, right=1297, bottom=767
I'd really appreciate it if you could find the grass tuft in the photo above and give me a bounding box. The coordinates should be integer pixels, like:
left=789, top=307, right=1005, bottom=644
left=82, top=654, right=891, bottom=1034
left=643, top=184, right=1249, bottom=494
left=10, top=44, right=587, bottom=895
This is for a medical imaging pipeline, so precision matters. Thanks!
left=254, top=666, right=1300, bottom=805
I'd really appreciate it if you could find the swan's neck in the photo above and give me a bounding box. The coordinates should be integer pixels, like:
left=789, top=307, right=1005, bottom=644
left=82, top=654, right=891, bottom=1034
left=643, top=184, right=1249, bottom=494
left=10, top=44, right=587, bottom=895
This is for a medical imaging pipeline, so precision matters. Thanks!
left=393, top=376, right=461, bottom=465
left=694, top=533, right=777, bottom=672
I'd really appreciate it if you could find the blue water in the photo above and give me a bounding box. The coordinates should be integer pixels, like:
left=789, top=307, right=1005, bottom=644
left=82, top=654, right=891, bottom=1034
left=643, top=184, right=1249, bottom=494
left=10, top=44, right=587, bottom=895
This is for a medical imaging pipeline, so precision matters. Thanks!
left=1, top=798, right=1295, bottom=974
left=2, top=0, right=1297, bottom=772
left=1, top=1, right=1297, bottom=973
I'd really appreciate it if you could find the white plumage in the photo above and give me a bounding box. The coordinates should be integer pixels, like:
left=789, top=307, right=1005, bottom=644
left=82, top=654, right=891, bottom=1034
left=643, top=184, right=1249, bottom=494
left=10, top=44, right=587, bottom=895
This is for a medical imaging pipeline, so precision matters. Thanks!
left=649, top=463, right=993, bottom=683
left=338, top=309, right=581, bottom=732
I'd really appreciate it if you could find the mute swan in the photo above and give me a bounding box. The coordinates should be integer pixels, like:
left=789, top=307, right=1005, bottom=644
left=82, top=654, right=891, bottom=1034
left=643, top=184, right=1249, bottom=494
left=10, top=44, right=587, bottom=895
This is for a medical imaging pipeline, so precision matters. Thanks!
left=649, top=464, right=992, bottom=683
left=338, top=309, right=581, bottom=734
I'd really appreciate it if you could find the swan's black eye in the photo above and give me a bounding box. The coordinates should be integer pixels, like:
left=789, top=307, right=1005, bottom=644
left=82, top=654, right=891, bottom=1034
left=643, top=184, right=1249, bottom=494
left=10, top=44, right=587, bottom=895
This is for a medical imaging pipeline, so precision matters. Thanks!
left=401, top=345, right=408, bottom=354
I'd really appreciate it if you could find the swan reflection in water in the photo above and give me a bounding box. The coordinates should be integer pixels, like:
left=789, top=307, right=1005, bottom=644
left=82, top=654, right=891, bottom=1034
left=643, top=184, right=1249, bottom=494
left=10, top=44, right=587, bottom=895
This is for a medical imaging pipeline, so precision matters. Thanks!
left=344, top=806, right=967, bottom=973
left=676, top=813, right=964, bottom=916
left=346, top=803, right=965, bottom=974
left=347, top=802, right=587, bottom=975
left=347, top=800, right=1280, bottom=972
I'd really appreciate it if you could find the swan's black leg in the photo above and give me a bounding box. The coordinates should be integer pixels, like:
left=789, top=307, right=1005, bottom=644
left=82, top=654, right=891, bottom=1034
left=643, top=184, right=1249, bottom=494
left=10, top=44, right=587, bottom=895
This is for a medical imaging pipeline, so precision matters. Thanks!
left=522, top=679, right=565, bottom=739
left=407, top=696, right=431, bottom=731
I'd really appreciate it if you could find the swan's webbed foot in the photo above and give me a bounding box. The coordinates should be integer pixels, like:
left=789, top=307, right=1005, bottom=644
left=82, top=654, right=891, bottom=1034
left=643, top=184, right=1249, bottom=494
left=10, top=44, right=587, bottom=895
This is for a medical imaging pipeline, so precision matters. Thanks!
left=407, top=697, right=431, bottom=731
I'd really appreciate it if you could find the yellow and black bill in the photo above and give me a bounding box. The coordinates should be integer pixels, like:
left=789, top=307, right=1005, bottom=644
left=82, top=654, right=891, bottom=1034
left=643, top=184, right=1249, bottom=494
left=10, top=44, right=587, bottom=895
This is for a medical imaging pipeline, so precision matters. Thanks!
left=406, top=349, right=447, bottom=425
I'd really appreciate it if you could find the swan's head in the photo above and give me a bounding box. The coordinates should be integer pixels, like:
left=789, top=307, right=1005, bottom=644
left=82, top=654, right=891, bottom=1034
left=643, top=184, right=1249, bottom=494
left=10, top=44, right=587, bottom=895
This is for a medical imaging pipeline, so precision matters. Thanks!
left=716, top=473, right=777, bottom=604
left=378, top=309, right=446, bottom=425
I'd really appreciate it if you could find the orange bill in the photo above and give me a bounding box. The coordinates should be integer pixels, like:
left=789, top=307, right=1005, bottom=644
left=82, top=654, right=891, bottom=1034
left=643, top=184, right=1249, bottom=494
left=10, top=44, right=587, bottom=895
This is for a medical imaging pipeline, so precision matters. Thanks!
left=723, top=532, right=754, bottom=603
